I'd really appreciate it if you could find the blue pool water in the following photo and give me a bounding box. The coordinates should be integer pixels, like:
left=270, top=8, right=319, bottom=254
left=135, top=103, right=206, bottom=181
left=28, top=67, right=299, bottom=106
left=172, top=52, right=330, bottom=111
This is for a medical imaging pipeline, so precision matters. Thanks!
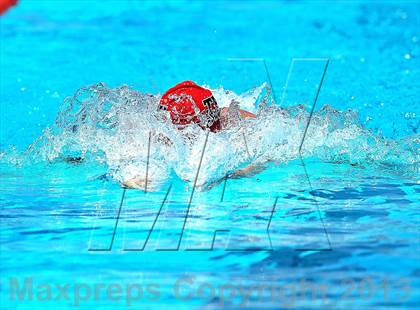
left=1, top=1, right=419, bottom=309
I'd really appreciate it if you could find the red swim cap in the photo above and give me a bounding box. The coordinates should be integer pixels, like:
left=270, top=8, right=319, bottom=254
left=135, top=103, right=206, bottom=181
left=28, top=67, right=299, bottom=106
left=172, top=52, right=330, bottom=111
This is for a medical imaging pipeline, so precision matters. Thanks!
left=0, top=0, right=18, bottom=14
left=159, top=81, right=221, bottom=132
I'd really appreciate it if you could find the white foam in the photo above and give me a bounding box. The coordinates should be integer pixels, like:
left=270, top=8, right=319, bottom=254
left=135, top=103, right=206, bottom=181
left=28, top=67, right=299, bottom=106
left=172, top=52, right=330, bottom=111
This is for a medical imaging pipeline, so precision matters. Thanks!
left=21, top=83, right=419, bottom=189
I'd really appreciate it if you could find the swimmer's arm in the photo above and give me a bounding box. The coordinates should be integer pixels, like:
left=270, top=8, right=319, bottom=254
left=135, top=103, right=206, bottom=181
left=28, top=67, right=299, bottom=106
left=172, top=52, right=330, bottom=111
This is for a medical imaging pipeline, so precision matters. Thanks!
left=219, top=107, right=257, bottom=176
left=232, top=165, right=255, bottom=177
left=238, top=109, right=256, bottom=119
left=220, top=107, right=256, bottom=119
left=231, top=162, right=267, bottom=178
left=233, top=109, right=256, bottom=174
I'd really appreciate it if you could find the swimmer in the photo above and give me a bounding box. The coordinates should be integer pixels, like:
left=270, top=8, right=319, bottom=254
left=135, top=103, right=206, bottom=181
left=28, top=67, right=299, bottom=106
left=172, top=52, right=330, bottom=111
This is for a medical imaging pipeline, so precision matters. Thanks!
left=157, top=80, right=256, bottom=132
left=123, top=80, right=257, bottom=189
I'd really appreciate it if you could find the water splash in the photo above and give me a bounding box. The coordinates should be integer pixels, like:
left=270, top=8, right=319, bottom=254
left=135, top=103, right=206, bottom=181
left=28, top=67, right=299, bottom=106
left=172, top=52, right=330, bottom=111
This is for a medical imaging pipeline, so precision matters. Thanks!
left=6, top=83, right=419, bottom=189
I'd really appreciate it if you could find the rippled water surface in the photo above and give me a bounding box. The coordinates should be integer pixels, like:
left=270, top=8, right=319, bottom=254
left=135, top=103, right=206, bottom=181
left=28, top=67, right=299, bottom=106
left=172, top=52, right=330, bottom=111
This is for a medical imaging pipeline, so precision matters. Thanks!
left=1, top=1, right=419, bottom=309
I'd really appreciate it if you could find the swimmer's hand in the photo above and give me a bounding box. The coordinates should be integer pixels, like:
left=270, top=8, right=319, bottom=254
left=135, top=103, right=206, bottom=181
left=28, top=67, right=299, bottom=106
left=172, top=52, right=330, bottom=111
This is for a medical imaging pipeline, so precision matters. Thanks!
left=122, top=178, right=150, bottom=190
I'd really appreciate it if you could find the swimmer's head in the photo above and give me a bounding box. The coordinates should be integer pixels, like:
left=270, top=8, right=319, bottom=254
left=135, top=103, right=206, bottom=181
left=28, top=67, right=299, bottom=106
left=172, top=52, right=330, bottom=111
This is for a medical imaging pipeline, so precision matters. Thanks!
left=158, top=81, right=221, bottom=132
